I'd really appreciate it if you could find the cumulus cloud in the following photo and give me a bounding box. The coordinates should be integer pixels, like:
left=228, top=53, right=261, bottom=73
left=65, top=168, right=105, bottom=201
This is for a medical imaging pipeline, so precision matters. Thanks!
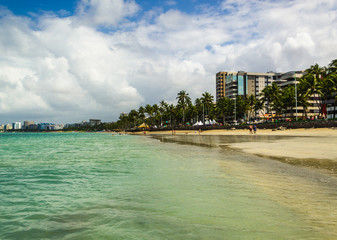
left=75, top=0, right=139, bottom=27
left=0, top=0, right=336, bottom=123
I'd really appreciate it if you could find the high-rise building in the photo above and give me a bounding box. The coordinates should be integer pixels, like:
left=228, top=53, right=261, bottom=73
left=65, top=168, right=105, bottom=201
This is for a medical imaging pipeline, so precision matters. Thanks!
left=12, top=122, right=22, bottom=130
left=23, top=121, right=34, bottom=130
left=216, top=71, right=280, bottom=100
left=216, top=70, right=308, bottom=119
left=216, top=72, right=226, bottom=102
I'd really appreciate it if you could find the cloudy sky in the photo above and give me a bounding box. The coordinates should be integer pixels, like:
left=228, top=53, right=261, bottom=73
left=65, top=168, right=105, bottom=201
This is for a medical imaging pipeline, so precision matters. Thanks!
left=0, top=0, right=336, bottom=124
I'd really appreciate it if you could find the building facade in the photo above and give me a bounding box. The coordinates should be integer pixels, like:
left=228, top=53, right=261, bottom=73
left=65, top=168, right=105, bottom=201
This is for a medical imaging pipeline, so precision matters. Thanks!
left=12, top=122, right=22, bottom=130
left=215, top=70, right=309, bottom=119
left=23, top=121, right=35, bottom=130
left=216, top=72, right=226, bottom=102
left=216, top=71, right=282, bottom=100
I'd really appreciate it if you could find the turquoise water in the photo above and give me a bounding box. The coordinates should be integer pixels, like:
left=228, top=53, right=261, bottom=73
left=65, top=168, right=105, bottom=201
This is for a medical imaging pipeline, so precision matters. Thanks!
left=1, top=133, right=337, bottom=239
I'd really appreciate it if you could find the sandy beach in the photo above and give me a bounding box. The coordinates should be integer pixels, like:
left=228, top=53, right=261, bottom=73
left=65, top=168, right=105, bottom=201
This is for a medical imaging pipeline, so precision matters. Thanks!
left=133, top=128, right=337, bottom=173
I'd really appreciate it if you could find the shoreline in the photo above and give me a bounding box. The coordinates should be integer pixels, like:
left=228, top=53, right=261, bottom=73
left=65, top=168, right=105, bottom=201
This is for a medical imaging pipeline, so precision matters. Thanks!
left=131, top=128, right=337, bottom=174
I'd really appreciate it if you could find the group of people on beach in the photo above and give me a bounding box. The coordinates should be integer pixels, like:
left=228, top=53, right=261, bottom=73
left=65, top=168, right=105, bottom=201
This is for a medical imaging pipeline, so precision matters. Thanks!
left=249, top=125, right=257, bottom=134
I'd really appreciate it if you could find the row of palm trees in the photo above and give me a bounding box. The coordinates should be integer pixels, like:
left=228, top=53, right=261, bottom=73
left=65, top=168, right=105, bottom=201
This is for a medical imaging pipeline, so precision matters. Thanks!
left=117, top=91, right=220, bottom=129
left=117, top=59, right=337, bottom=129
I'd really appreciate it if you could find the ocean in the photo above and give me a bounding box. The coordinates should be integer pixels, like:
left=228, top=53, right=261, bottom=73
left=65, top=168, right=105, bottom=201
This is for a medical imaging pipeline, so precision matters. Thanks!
left=1, top=132, right=336, bottom=239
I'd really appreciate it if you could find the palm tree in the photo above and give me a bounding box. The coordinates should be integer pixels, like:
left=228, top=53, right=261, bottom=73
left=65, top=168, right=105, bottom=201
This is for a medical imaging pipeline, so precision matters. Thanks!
left=201, top=92, right=214, bottom=122
left=320, top=76, right=336, bottom=117
left=254, top=98, right=264, bottom=120
left=128, top=109, right=139, bottom=127
left=167, top=104, right=176, bottom=127
left=262, top=83, right=282, bottom=119
left=159, top=100, right=168, bottom=126
left=246, top=94, right=257, bottom=121
left=302, top=64, right=327, bottom=117
left=297, top=81, right=310, bottom=119
left=328, top=59, right=337, bottom=73
left=152, top=104, right=160, bottom=127
left=176, top=90, right=191, bottom=125
left=145, top=104, right=153, bottom=126
left=235, top=96, right=248, bottom=120
left=327, top=59, right=337, bottom=118
left=281, top=85, right=296, bottom=118
left=138, top=106, right=145, bottom=123
left=194, top=98, right=203, bottom=123
left=216, top=97, right=232, bottom=124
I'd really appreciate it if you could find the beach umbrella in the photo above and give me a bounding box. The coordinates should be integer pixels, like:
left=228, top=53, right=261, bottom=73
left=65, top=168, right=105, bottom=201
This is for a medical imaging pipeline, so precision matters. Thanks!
left=138, top=123, right=149, bottom=128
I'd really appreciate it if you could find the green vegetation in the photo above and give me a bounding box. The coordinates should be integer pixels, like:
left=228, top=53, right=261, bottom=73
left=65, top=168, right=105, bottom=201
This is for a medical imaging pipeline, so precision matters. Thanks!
left=116, top=91, right=253, bottom=130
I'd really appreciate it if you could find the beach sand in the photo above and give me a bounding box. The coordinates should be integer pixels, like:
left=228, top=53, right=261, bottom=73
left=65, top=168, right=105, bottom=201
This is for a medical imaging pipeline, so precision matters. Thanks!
left=133, top=128, right=337, bottom=173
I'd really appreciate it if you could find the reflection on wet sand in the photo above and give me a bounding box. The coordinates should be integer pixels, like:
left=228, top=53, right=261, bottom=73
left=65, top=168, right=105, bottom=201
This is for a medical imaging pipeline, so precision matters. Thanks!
left=152, top=134, right=337, bottom=238
left=152, top=134, right=337, bottom=174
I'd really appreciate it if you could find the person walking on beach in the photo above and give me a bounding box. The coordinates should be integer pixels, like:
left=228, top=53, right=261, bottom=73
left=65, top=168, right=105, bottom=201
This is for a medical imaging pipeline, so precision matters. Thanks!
left=249, top=125, right=253, bottom=134
left=253, top=125, right=257, bottom=134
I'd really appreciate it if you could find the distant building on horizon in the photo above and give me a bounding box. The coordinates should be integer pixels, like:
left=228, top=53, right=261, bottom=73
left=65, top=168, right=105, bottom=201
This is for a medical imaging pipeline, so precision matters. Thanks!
left=12, top=122, right=22, bottom=130
left=89, top=119, right=101, bottom=125
left=23, top=121, right=35, bottom=130
left=38, top=123, right=56, bottom=131
left=5, top=124, right=13, bottom=131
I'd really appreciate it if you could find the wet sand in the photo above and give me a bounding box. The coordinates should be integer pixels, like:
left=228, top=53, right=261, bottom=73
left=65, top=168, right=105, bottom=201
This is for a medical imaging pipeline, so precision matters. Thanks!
left=134, top=128, right=337, bottom=174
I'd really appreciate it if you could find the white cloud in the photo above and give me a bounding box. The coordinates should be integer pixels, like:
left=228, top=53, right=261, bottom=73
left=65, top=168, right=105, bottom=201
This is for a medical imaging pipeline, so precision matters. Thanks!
left=0, top=0, right=336, bottom=123
left=75, top=0, right=139, bottom=27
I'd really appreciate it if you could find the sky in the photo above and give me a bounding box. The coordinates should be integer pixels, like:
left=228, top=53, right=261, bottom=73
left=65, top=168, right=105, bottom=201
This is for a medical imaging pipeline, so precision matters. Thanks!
left=0, top=0, right=336, bottom=124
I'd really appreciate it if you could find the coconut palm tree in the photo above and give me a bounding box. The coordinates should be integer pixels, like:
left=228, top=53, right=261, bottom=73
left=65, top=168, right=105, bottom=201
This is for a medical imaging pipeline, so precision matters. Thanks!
left=281, top=85, right=296, bottom=118
left=200, top=92, right=214, bottom=122
left=138, top=106, right=145, bottom=123
left=320, top=77, right=336, bottom=113
left=235, top=96, right=248, bottom=120
left=302, top=64, right=328, bottom=117
left=328, top=59, right=337, bottom=73
left=262, top=83, right=282, bottom=119
left=216, top=97, right=233, bottom=124
left=176, top=90, right=191, bottom=125
left=297, top=81, right=311, bottom=119
left=128, top=109, right=139, bottom=127
left=167, top=104, right=176, bottom=127
left=246, top=94, right=257, bottom=121
left=327, top=59, right=337, bottom=118
left=254, top=98, right=264, bottom=120
left=194, top=98, right=203, bottom=123
left=159, top=100, right=168, bottom=126
left=144, top=104, right=153, bottom=126
left=152, top=104, right=160, bottom=127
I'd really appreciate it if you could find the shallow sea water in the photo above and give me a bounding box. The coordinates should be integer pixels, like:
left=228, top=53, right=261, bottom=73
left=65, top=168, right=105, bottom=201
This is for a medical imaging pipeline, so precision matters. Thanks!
left=1, top=133, right=336, bottom=239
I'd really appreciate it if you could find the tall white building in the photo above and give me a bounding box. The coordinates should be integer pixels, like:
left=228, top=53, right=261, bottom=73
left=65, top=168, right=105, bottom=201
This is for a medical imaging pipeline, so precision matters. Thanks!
left=12, top=122, right=22, bottom=130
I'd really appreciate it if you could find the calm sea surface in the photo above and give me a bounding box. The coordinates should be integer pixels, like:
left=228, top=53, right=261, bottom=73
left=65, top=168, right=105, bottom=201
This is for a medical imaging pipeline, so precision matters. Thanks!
left=1, top=132, right=337, bottom=239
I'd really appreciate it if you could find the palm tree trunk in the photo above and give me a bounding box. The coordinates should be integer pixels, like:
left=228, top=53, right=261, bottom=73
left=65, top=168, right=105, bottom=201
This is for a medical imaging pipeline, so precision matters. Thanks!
left=183, top=109, right=185, bottom=125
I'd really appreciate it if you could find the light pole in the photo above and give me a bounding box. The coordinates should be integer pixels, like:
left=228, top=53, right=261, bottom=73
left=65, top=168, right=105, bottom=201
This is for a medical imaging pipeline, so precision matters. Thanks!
left=234, top=97, right=237, bottom=123
left=295, top=75, right=298, bottom=121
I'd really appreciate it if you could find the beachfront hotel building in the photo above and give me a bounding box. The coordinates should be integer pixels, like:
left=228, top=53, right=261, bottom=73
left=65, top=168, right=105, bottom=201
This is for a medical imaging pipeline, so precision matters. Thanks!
left=216, top=71, right=279, bottom=101
left=215, top=70, right=315, bottom=119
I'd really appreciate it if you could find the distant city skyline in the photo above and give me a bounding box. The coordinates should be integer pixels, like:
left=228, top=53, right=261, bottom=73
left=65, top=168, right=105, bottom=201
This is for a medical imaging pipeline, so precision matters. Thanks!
left=1, top=0, right=336, bottom=124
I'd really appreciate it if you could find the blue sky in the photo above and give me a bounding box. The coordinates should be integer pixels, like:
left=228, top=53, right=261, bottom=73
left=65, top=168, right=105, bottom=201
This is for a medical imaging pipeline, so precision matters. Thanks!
left=0, top=0, right=336, bottom=124
left=0, top=0, right=77, bottom=15
left=1, top=0, right=218, bottom=17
